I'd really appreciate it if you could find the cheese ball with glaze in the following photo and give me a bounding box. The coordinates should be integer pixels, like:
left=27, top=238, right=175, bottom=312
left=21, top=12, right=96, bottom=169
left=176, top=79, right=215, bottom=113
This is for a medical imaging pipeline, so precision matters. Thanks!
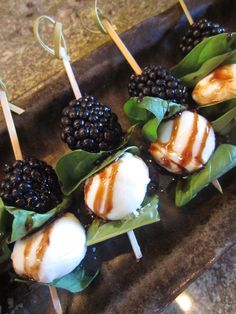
left=149, top=111, right=215, bottom=174
left=84, top=153, right=150, bottom=220
left=11, top=213, right=87, bottom=283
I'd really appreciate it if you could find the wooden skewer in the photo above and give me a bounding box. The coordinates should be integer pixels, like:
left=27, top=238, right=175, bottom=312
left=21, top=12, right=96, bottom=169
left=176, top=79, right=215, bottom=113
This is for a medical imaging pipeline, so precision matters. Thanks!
left=0, top=91, right=23, bottom=160
left=62, top=58, right=82, bottom=100
left=49, top=286, right=63, bottom=314
left=211, top=179, right=223, bottom=194
left=0, top=90, right=63, bottom=314
left=178, top=0, right=194, bottom=25
left=127, top=230, right=142, bottom=260
left=102, top=19, right=142, bottom=75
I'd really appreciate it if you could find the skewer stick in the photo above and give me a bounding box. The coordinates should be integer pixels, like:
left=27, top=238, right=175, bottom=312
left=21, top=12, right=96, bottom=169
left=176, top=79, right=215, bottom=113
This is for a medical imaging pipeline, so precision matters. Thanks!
left=62, top=59, right=82, bottom=99
left=0, top=91, right=23, bottom=160
left=127, top=230, right=142, bottom=260
left=49, top=286, right=63, bottom=314
left=34, top=15, right=82, bottom=100
left=0, top=80, right=25, bottom=115
left=102, top=19, right=142, bottom=75
left=178, top=0, right=194, bottom=25
left=211, top=179, right=223, bottom=194
left=0, top=89, right=62, bottom=314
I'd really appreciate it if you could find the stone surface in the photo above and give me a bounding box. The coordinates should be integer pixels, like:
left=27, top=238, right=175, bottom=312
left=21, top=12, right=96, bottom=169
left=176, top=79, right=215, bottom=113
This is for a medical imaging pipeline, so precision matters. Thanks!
left=0, top=0, right=177, bottom=104
left=163, top=244, right=236, bottom=314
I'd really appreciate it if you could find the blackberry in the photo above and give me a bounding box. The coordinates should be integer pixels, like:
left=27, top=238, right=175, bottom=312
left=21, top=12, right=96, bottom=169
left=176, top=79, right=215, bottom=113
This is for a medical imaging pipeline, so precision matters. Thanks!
left=180, top=19, right=225, bottom=55
left=128, top=65, right=189, bottom=104
left=0, top=158, right=62, bottom=213
left=60, top=95, right=123, bottom=152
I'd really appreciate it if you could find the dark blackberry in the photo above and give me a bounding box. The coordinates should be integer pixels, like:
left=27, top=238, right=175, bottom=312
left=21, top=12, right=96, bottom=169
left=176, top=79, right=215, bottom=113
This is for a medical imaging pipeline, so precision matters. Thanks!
left=180, top=19, right=225, bottom=55
left=128, top=65, right=189, bottom=104
left=60, top=96, right=123, bottom=152
left=0, top=158, right=62, bottom=213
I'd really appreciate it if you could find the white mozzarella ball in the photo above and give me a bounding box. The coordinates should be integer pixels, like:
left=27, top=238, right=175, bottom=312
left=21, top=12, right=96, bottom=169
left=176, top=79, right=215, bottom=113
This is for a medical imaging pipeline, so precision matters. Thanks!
left=192, top=64, right=236, bottom=105
left=11, top=213, right=87, bottom=283
left=149, top=111, right=215, bottom=174
left=84, top=153, right=150, bottom=220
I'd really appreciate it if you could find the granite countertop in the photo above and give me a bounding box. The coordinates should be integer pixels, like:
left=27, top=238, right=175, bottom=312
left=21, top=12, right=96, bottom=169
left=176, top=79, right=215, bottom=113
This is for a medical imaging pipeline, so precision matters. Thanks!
left=0, top=0, right=177, bottom=113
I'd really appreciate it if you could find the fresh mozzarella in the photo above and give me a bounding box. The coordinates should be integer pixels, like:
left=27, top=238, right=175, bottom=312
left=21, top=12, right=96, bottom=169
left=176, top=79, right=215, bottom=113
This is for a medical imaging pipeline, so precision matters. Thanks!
left=192, top=64, right=236, bottom=105
left=84, top=153, right=150, bottom=220
left=11, top=213, right=87, bottom=283
left=149, top=111, right=215, bottom=174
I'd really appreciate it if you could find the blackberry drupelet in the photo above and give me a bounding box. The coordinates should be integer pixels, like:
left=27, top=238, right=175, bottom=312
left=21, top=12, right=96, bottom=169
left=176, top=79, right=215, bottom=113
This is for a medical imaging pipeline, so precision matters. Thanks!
left=128, top=65, right=189, bottom=104
left=0, top=158, right=62, bottom=213
left=180, top=19, right=225, bottom=55
left=60, top=95, right=123, bottom=152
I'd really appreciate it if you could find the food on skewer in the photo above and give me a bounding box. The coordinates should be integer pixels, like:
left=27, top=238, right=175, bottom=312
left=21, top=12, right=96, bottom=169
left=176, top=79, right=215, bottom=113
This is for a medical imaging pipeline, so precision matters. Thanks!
left=192, top=64, right=236, bottom=106
left=60, top=96, right=123, bottom=152
left=12, top=213, right=86, bottom=283
left=128, top=65, right=189, bottom=104
left=34, top=16, right=149, bottom=260
left=34, top=16, right=123, bottom=153
left=179, top=19, right=225, bottom=55
left=149, top=111, right=215, bottom=174
left=84, top=152, right=150, bottom=220
left=0, top=158, right=62, bottom=213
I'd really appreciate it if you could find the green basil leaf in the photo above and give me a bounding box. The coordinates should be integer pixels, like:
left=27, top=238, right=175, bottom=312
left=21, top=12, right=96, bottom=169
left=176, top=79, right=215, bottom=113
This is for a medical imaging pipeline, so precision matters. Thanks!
left=124, top=96, right=186, bottom=124
left=0, top=198, right=11, bottom=263
left=123, top=97, right=186, bottom=142
left=142, top=118, right=160, bottom=142
left=172, top=33, right=236, bottom=78
left=175, top=144, right=236, bottom=207
left=15, top=264, right=99, bottom=293
left=211, top=107, right=236, bottom=133
left=56, top=141, right=139, bottom=196
left=0, top=239, right=11, bottom=264
left=123, top=97, right=152, bottom=123
left=199, top=98, right=236, bottom=120
left=5, top=196, right=71, bottom=243
left=0, top=198, right=7, bottom=235
left=50, top=265, right=99, bottom=293
left=226, top=52, right=236, bottom=64
left=86, top=195, right=159, bottom=246
left=219, top=120, right=236, bottom=135
left=179, top=51, right=234, bottom=87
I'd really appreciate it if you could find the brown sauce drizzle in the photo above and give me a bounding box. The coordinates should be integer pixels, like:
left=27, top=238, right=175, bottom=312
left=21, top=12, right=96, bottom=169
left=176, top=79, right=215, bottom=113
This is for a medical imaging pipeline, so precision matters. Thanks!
left=84, top=177, right=93, bottom=197
left=195, top=121, right=211, bottom=165
left=163, top=116, right=181, bottom=153
left=210, top=66, right=233, bottom=81
left=25, top=216, right=33, bottom=232
left=24, top=225, right=52, bottom=281
left=179, top=111, right=198, bottom=167
left=93, top=160, right=121, bottom=219
left=102, top=161, right=121, bottom=217
left=149, top=144, right=185, bottom=173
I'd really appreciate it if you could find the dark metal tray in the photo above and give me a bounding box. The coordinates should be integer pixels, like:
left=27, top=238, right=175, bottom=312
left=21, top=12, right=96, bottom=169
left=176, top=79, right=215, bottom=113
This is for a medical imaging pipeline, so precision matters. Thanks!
left=0, top=0, right=236, bottom=313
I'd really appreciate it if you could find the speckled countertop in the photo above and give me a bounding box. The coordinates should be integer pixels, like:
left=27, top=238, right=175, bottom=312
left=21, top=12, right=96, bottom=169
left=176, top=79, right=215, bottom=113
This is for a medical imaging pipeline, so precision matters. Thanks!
left=0, top=0, right=177, bottom=105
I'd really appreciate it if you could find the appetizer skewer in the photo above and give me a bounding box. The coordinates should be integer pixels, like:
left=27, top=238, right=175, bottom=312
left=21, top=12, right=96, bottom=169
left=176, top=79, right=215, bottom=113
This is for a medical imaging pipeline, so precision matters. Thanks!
left=178, top=0, right=225, bottom=55
left=0, top=90, right=64, bottom=313
left=34, top=16, right=143, bottom=260
left=92, top=3, right=222, bottom=193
